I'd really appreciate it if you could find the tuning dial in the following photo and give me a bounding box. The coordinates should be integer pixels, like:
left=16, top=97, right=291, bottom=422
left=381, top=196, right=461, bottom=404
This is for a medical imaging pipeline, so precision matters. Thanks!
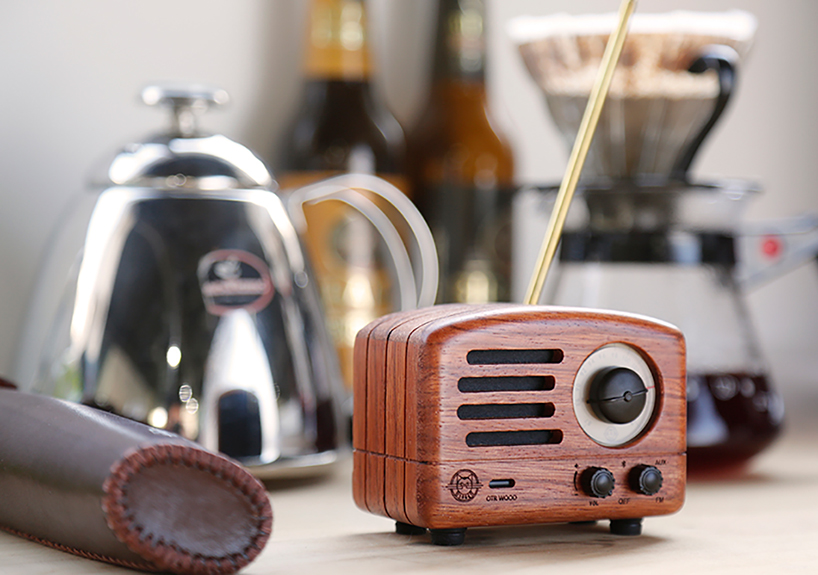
left=629, top=465, right=663, bottom=495
left=580, top=467, right=615, bottom=498
left=588, top=367, right=647, bottom=424
left=572, top=344, right=657, bottom=447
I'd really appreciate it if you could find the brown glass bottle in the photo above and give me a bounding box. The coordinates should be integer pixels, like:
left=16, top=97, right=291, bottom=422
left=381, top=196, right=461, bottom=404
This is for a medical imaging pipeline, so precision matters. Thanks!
left=407, top=0, right=515, bottom=304
left=276, top=0, right=408, bottom=389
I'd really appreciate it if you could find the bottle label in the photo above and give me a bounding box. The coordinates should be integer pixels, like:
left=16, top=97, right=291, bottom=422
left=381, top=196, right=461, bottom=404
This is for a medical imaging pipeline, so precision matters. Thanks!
left=305, top=0, right=372, bottom=81
left=435, top=0, right=486, bottom=82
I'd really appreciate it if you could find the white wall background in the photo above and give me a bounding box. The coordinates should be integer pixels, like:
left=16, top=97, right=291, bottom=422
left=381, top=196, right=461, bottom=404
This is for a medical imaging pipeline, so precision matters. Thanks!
left=1, top=1, right=816, bottom=407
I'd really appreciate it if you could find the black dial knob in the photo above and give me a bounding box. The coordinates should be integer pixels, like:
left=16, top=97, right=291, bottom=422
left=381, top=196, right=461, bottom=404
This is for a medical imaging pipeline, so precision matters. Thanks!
left=630, top=465, right=663, bottom=495
left=588, top=367, right=647, bottom=424
left=580, top=467, right=615, bottom=498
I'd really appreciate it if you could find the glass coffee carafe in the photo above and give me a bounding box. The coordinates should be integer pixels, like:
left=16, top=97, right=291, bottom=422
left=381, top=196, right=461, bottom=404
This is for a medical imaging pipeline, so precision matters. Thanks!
left=510, top=10, right=818, bottom=474
left=534, top=179, right=804, bottom=474
left=533, top=179, right=818, bottom=475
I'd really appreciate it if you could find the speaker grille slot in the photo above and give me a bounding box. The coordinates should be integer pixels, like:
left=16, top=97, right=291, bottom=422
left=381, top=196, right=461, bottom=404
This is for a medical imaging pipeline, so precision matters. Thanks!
left=458, top=375, right=555, bottom=393
left=466, top=430, right=563, bottom=447
left=457, top=403, right=555, bottom=420
left=467, top=349, right=563, bottom=365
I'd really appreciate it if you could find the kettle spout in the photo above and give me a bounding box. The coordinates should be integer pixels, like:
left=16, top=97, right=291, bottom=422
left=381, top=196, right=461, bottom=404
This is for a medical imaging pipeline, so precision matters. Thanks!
left=199, top=309, right=280, bottom=464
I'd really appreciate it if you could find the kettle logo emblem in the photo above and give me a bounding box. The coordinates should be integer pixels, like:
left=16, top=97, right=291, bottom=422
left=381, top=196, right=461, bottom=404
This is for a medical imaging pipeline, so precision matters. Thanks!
left=198, top=250, right=274, bottom=316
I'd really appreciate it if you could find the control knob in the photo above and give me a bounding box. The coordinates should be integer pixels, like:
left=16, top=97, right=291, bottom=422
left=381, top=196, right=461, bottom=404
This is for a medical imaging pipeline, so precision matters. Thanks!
left=580, top=467, right=615, bottom=498
left=588, top=367, right=647, bottom=424
left=629, top=465, right=663, bottom=495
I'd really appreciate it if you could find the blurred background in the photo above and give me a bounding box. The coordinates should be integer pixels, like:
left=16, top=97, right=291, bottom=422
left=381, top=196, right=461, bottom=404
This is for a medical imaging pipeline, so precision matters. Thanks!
left=1, top=0, right=816, bottom=414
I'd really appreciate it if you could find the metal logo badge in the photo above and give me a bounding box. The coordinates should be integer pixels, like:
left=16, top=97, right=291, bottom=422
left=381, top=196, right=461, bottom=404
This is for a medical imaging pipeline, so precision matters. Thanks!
left=198, top=250, right=274, bottom=316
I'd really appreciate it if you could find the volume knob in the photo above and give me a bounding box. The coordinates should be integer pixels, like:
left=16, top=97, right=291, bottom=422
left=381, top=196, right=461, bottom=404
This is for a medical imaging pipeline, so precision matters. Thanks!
left=580, top=467, right=615, bottom=498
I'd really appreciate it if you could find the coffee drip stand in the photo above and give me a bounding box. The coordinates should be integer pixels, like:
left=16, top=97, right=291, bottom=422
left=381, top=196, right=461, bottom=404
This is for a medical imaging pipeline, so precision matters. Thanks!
left=511, top=10, right=818, bottom=474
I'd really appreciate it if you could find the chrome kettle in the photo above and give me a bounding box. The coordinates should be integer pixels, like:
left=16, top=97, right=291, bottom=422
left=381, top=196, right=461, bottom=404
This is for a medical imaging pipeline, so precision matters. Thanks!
left=14, top=85, right=436, bottom=478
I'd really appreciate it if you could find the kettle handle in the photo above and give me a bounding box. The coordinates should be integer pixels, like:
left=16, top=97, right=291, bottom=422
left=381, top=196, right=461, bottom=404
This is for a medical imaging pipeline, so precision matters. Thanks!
left=286, top=174, right=439, bottom=310
left=671, top=45, right=739, bottom=181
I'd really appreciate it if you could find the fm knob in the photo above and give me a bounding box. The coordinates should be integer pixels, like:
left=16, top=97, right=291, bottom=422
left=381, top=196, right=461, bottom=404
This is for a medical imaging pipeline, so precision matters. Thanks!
left=588, top=367, right=647, bottom=424
left=630, top=465, right=663, bottom=495
left=580, top=467, right=615, bottom=498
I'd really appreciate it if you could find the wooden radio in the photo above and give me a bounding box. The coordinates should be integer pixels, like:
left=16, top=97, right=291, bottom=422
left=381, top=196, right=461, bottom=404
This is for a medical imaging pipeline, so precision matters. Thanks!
left=352, top=0, right=684, bottom=547
left=352, top=303, right=686, bottom=545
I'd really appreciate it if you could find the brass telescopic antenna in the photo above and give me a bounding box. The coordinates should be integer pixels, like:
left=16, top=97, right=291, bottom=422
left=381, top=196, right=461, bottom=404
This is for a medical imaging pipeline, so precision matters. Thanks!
left=524, top=0, right=637, bottom=305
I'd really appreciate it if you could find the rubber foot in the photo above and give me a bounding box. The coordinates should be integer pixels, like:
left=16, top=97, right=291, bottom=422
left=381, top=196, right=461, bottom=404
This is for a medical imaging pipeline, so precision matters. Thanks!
left=609, top=518, right=643, bottom=536
left=430, top=528, right=467, bottom=546
left=395, top=521, right=426, bottom=536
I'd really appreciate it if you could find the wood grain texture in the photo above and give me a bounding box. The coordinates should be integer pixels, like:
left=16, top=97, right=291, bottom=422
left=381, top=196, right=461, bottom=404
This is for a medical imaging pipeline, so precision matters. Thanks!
left=403, top=305, right=509, bottom=463
left=382, top=305, right=476, bottom=523
left=352, top=310, right=399, bottom=512
left=353, top=303, right=686, bottom=533
left=365, top=308, right=447, bottom=516
left=364, top=316, right=393, bottom=516
left=352, top=315, right=374, bottom=513
left=354, top=307, right=449, bottom=517
left=411, top=305, right=686, bottom=463
left=406, top=454, right=685, bottom=529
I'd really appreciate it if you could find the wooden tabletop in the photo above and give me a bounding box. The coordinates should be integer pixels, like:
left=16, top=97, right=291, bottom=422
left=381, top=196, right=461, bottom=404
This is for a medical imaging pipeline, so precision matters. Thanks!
left=3, top=400, right=817, bottom=575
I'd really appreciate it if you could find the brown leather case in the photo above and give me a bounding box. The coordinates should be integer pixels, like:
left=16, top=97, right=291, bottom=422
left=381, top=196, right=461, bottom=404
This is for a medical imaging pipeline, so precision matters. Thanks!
left=0, top=385, right=272, bottom=574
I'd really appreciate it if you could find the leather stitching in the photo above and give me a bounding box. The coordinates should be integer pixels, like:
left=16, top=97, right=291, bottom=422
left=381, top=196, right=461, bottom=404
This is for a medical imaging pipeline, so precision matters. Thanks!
left=102, top=444, right=273, bottom=575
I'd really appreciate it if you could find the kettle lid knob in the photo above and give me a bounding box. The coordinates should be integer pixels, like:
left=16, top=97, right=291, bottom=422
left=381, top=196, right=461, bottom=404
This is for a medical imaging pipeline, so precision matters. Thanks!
left=141, top=84, right=230, bottom=137
left=96, top=84, right=274, bottom=190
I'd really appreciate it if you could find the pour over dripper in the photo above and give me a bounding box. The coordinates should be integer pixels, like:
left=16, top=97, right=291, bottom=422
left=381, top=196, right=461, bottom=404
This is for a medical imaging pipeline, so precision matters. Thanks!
left=509, top=10, right=757, bottom=181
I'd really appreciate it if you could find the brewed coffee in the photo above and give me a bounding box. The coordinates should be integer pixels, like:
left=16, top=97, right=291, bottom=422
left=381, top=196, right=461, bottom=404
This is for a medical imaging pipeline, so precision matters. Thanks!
left=687, top=372, right=783, bottom=475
